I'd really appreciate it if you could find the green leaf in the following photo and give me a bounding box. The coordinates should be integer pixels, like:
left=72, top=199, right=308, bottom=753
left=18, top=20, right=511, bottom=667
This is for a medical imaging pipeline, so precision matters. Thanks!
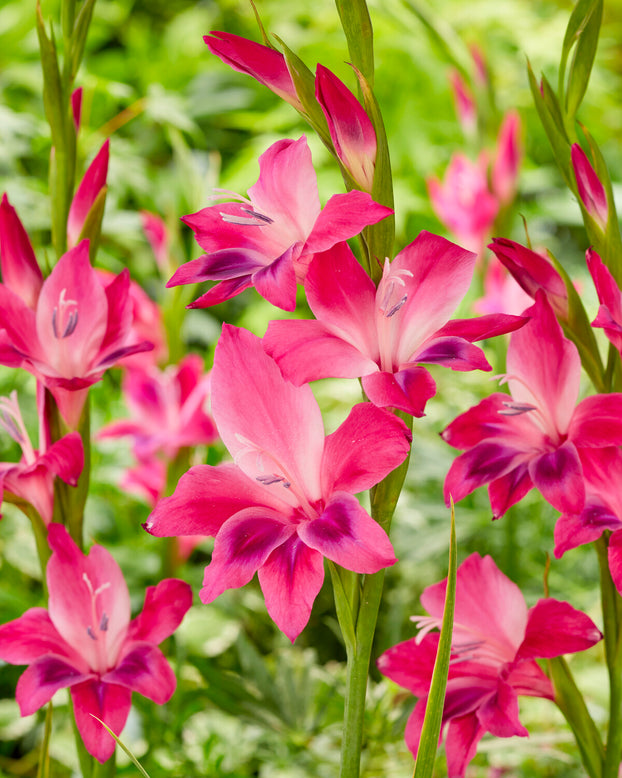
left=334, top=0, right=375, bottom=86
left=527, top=63, right=573, bottom=190
left=36, top=703, right=53, bottom=778
left=564, top=0, right=603, bottom=118
left=70, top=0, right=97, bottom=80
left=550, top=656, right=603, bottom=778
left=413, top=502, right=457, bottom=778
left=77, top=185, right=107, bottom=262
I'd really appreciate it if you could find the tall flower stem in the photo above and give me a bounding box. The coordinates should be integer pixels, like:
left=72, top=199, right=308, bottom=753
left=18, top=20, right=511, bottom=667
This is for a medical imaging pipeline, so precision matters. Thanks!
left=335, top=416, right=413, bottom=778
left=596, top=536, right=622, bottom=778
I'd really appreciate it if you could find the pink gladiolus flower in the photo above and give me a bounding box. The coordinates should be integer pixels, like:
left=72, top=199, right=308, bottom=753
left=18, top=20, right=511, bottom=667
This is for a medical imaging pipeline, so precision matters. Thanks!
left=71, top=87, right=83, bottom=133
left=0, top=193, right=44, bottom=310
left=443, top=292, right=622, bottom=518
left=0, top=240, right=153, bottom=428
left=488, top=237, right=568, bottom=320
left=146, top=325, right=411, bottom=641
left=98, top=354, right=217, bottom=460
left=572, top=143, right=608, bottom=231
left=0, top=391, right=83, bottom=524
left=473, top=260, right=532, bottom=316
left=0, top=524, right=192, bottom=763
left=377, top=553, right=602, bottom=778
left=204, top=31, right=302, bottom=110
left=427, top=152, right=499, bottom=255
left=171, top=136, right=392, bottom=311
left=264, top=235, right=525, bottom=418
left=449, top=69, right=477, bottom=137
left=492, top=111, right=522, bottom=206
left=315, top=64, right=377, bottom=192
left=141, top=210, right=169, bottom=271
left=67, top=140, right=109, bottom=249
left=586, top=248, right=622, bottom=354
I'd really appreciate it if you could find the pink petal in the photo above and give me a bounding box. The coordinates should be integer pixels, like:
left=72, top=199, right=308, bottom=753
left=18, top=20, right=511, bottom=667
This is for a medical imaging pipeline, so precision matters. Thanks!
left=67, top=140, right=109, bottom=249
left=127, top=579, right=193, bottom=645
left=608, top=531, right=622, bottom=595
left=46, top=524, right=130, bottom=673
left=321, top=402, right=411, bottom=495
left=569, top=393, right=622, bottom=446
left=99, top=268, right=133, bottom=354
left=517, top=598, right=602, bottom=660
left=444, top=714, right=486, bottom=778
left=145, top=463, right=287, bottom=538
left=587, top=249, right=622, bottom=324
left=362, top=367, right=437, bottom=417
left=377, top=633, right=439, bottom=696
left=71, top=680, right=132, bottom=763
left=553, top=508, right=614, bottom=557
left=0, top=608, right=82, bottom=666
left=0, top=193, right=43, bottom=308
left=104, top=643, right=176, bottom=703
left=298, top=491, right=396, bottom=574
left=16, top=657, right=94, bottom=715
left=39, top=431, right=84, bottom=485
left=572, top=143, right=608, bottom=230
left=35, top=241, right=108, bottom=380
left=435, top=312, right=528, bottom=342
left=389, top=232, right=477, bottom=364
left=200, top=508, right=295, bottom=603
left=528, top=441, right=585, bottom=514
left=506, top=292, right=580, bottom=435
left=488, top=465, right=533, bottom=519
left=0, top=283, right=42, bottom=361
left=251, top=245, right=297, bottom=310
left=404, top=698, right=429, bottom=759
left=187, top=276, right=254, bottom=308
left=411, top=336, right=491, bottom=371
left=263, top=319, right=378, bottom=384
left=258, top=535, right=325, bottom=642
left=506, top=658, right=553, bottom=699
left=211, top=325, right=325, bottom=505
left=477, top=679, right=527, bottom=737
left=303, top=191, right=392, bottom=257
left=492, top=110, right=522, bottom=206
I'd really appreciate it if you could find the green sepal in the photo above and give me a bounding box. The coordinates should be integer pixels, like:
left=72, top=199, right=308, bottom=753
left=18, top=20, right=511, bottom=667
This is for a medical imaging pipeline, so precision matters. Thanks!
left=527, top=63, right=573, bottom=189
left=328, top=561, right=358, bottom=653
left=353, top=66, right=395, bottom=279
left=249, top=0, right=273, bottom=47
left=413, top=501, right=457, bottom=778
left=546, top=249, right=606, bottom=392
left=334, top=0, right=374, bottom=87
left=274, top=37, right=331, bottom=146
left=36, top=2, right=65, bottom=146
left=560, top=0, right=603, bottom=119
left=77, top=185, right=108, bottom=262
left=550, top=656, right=604, bottom=778
left=70, top=0, right=97, bottom=81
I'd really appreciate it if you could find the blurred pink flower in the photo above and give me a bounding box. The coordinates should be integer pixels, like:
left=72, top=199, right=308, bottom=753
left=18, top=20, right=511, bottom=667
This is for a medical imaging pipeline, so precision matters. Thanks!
left=572, top=144, right=608, bottom=231
left=473, top=260, right=532, bottom=317
left=378, top=553, right=601, bottom=777
left=492, top=111, right=522, bottom=206
left=0, top=524, right=192, bottom=763
left=67, top=140, right=109, bottom=250
left=449, top=69, right=477, bottom=137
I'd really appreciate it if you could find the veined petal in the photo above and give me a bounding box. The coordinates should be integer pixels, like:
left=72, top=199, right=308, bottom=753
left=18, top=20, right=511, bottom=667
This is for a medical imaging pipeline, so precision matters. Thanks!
left=517, top=598, right=602, bottom=660
left=389, top=232, right=477, bottom=365
left=569, top=393, right=622, bottom=446
left=71, top=680, right=132, bottom=763
left=39, top=431, right=84, bottom=486
left=104, top=643, right=176, bottom=703
left=200, top=508, right=295, bottom=603
left=0, top=193, right=43, bottom=308
left=212, top=325, right=325, bottom=504
left=445, top=714, right=486, bottom=778
left=263, top=319, right=378, bottom=385
left=0, top=607, right=83, bottom=667
left=434, top=312, right=528, bottom=342
left=528, top=441, right=584, bottom=514
left=362, top=367, right=437, bottom=417
left=251, top=245, right=297, bottom=310
left=411, top=336, right=491, bottom=371
left=145, top=463, right=289, bottom=538
left=553, top=507, right=617, bottom=558
left=16, top=657, right=94, bottom=715
left=258, top=535, right=325, bottom=642
left=506, top=658, right=553, bottom=699
left=169, top=247, right=268, bottom=285
left=303, top=191, right=392, bottom=256
left=477, top=680, right=527, bottom=737
left=35, top=241, right=108, bottom=380
left=127, top=579, right=192, bottom=645
left=488, top=464, right=533, bottom=519
left=187, top=276, right=254, bottom=308
left=298, top=491, right=396, bottom=574
left=321, top=402, right=411, bottom=495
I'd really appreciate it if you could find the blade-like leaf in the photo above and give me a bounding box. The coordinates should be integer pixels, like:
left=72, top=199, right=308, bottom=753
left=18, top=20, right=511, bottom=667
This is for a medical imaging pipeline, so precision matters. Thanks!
left=89, top=716, right=151, bottom=778
left=70, top=0, right=97, bottom=80
left=565, top=0, right=603, bottom=118
left=335, top=0, right=375, bottom=86
left=413, top=502, right=457, bottom=778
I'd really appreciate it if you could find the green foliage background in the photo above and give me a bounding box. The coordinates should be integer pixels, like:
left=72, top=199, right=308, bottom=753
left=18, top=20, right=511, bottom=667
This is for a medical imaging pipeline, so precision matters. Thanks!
left=0, top=0, right=621, bottom=775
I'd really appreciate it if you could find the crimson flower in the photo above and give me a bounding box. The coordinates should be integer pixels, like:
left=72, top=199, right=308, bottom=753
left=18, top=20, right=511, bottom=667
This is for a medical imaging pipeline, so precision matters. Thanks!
left=170, top=136, right=392, bottom=311
left=0, top=524, right=192, bottom=763
left=146, top=324, right=411, bottom=641
left=572, top=143, right=608, bottom=231
left=443, top=292, right=622, bottom=518
left=587, top=248, right=622, bottom=356
left=264, top=234, right=524, bottom=418
left=378, top=553, right=602, bottom=777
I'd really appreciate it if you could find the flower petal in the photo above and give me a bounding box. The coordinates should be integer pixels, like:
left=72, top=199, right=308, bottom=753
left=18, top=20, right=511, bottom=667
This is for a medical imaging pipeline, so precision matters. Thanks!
left=71, top=680, right=132, bottom=763
left=362, top=367, right=437, bottom=417
left=298, top=491, right=396, bottom=574
left=528, top=441, right=584, bottom=514
left=0, top=193, right=43, bottom=308
left=104, top=643, right=176, bottom=703
left=477, top=679, right=527, bottom=737
left=258, top=535, right=325, bottom=642
left=517, top=598, right=602, bottom=660
left=127, top=579, right=193, bottom=645
left=16, top=656, right=93, bottom=715
left=0, top=608, right=81, bottom=666
left=251, top=245, right=297, bottom=310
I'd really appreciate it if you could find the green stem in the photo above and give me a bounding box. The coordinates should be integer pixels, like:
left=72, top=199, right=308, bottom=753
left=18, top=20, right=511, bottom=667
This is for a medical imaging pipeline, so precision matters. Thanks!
left=596, top=536, right=622, bottom=777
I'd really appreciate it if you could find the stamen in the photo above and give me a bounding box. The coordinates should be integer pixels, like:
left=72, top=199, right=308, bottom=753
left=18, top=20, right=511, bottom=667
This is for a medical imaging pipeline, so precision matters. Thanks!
left=87, top=626, right=97, bottom=641
left=256, top=474, right=291, bottom=488
left=498, top=401, right=537, bottom=416
left=385, top=295, right=407, bottom=317
left=52, top=288, right=79, bottom=339
left=220, top=207, right=274, bottom=227
left=377, top=259, right=413, bottom=318
left=99, top=612, right=109, bottom=632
